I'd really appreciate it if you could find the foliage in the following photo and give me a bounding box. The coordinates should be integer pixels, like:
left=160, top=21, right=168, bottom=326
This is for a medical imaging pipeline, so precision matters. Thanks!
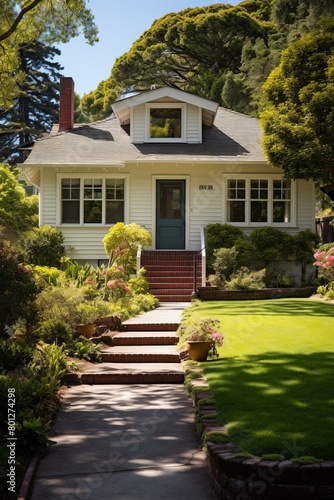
left=0, top=165, right=38, bottom=237
left=293, top=230, right=320, bottom=283
left=0, top=241, right=38, bottom=336
left=249, top=226, right=295, bottom=264
left=103, top=222, right=152, bottom=275
left=80, top=0, right=334, bottom=120
left=205, top=223, right=244, bottom=270
left=128, top=268, right=149, bottom=294
left=66, top=336, right=102, bottom=362
left=30, top=265, right=62, bottom=289
left=63, top=258, right=95, bottom=287
left=261, top=19, right=334, bottom=184
left=16, top=417, right=55, bottom=454
left=0, top=339, right=33, bottom=371
left=226, top=266, right=266, bottom=290
left=0, top=41, right=62, bottom=165
left=32, top=319, right=74, bottom=345
left=0, top=0, right=98, bottom=107
left=264, top=265, right=293, bottom=288
left=212, top=247, right=239, bottom=287
left=73, top=302, right=101, bottom=325
left=17, top=225, right=65, bottom=268
left=34, top=284, right=86, bottom=325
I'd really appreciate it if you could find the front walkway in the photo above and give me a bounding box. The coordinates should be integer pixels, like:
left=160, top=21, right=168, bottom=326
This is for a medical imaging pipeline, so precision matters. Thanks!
left=30, top=302, right=216, bottom=500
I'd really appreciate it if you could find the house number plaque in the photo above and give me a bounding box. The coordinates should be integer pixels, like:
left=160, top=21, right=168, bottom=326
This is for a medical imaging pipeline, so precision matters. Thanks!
left=199, top=185, right=213, bottom=190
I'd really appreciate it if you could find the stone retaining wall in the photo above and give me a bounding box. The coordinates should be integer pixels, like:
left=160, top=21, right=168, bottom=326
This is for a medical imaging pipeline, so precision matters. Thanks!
left=197, top=287, right=316, bottom=301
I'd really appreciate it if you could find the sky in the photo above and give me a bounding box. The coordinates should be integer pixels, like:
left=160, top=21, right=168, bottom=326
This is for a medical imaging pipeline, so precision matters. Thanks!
left=56, top=0, right=241, bottom=97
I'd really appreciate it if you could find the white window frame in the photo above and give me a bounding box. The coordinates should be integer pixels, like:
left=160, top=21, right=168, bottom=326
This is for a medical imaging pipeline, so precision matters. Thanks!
left=145, top=102, right=186, bottom=143
left=57, top=173, right=129, bottom=226
left=222, top=174, right=296, bottom=227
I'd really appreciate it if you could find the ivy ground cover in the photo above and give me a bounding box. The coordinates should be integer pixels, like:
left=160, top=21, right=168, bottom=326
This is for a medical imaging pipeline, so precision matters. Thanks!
left=189, top=299, right=334, bottom=460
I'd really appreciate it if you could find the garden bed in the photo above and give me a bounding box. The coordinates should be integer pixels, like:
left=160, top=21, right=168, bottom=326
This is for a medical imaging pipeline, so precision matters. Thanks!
left=197, top=286, right=316, bottom=301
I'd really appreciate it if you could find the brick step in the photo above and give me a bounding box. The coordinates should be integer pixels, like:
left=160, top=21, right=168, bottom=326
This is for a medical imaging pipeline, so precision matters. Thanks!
left=153, top=295, right=193, bottom=302
left=142, top=250, right=199, bottom=260
left=145, top=271, right=201, bottom=279
left=144, top=276, right=197, bottom=283
left=144, top=264, right=200, bottom=270
left=122, top=323, right=179, bottom=332
left=113, top=331, right=178, bottom=345
left=102, top=345, right=180, bottom=363
left=150, top=288, right=193, bottom=295
left=148, top=282, right=198, bottom=290
left=81, top=363, right=184, bottom=384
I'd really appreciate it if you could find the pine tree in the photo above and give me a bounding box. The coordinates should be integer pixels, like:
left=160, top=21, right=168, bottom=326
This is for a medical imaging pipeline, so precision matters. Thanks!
left=0, top=41, right=62, bottom=164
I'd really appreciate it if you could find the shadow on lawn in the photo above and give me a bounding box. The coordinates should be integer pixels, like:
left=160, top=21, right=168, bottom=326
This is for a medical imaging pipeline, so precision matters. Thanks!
left=201, top=298, right=334, bottom=317
left=201, top=351, right=334, bottom=460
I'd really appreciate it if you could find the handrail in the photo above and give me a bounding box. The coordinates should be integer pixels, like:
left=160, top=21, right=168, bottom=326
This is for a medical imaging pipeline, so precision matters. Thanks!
left=136, top=244, right=142, bottom=275
left=200, top=226, right=206, bottom=287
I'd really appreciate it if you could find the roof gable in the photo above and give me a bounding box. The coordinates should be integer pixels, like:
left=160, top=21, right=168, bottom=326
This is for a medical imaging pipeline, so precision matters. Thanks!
left=111, top=87, right=218, bottom=127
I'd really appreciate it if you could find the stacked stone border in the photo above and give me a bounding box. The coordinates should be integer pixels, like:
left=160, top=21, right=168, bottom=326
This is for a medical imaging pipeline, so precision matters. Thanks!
left=197, top=287, right=316, bottom=301
left=187, top=375, right=334, bottom=500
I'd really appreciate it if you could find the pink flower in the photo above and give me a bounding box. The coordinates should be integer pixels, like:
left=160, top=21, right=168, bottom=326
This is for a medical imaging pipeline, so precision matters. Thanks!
left=314, top=251, right=326, bottom=261
left=107, top=280, right=115, bottom=288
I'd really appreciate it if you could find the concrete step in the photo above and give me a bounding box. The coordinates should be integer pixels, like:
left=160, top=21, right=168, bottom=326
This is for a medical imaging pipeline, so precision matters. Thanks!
left=113, top=331, right=178, bottom=345
left=101, top=345, right=180, bottom=363
left=153, top=295, right=194, bottom=302
left=80, top=362, right=184, bottom=384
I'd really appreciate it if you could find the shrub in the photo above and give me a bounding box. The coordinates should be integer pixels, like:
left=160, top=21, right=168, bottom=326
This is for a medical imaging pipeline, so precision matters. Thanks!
left=34, top=285, right=86, bottom=325
left=17, top=225, right=65, bottom=268
left=249, top=227, right=295, bottom=264
left=226, top=267, right=266, bottom=290
left=32, top=319, right=74, bottom=345
left=0, top=340, right=33, bottom=371
left=212, top=247, right=238, bottom=287
left=0, top=241, right=38, bottom=336
left=66, top=336, right=102, bottom=362
left=103, top=222, right=152, bottom=275
left=205, top=223, right=244, bottom=270
left=128, top=268, right=149, bottom=294
left=31, top=265, right=62, bottom=289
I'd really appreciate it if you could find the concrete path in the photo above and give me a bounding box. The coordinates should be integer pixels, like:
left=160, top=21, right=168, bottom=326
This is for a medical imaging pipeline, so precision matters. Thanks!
left=30, top=303, right=216, bottom=500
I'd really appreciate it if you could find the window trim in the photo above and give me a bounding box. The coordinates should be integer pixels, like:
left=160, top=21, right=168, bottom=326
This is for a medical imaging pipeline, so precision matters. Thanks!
left=57, top=173, right=129, bottom=226
left=145, top=102, right=186, bottom=143
left=223, top=174, right=296, bottom=227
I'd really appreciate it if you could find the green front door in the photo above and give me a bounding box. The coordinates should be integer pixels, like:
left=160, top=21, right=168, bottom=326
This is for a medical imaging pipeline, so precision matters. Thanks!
left=156, top=180, right=185, bottom=249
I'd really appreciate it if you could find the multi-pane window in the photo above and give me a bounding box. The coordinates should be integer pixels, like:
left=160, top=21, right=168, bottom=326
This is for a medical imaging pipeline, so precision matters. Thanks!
left=146, top=103, right=184, bottom=142
left=250, top=180, right=268, bottom=223
left=273, top=180, right=291, bottom=223
left=150, top=108, right=182, bottom=139
left=61, top=177, right=124, bottom=224
left=226, top=177, right=293, bottom=225
left=227, top=179, right=246, bottom=223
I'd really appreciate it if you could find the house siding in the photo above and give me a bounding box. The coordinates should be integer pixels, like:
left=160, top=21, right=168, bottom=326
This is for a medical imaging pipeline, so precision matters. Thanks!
left=38, top=163, right=316, bottom=263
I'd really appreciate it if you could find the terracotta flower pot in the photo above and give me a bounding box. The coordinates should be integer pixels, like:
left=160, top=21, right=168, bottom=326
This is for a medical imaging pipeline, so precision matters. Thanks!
left=76, top=323, right=95, bottom=339
left=186, top=341, right=212, bottom=361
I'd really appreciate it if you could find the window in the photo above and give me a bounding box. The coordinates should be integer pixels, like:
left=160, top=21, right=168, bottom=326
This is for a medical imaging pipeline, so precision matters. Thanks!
left=225, top=177, right=294, bottom=225
left=61, top=177, right=125, bottom=225
left=146, top=103, right=185, bottom=142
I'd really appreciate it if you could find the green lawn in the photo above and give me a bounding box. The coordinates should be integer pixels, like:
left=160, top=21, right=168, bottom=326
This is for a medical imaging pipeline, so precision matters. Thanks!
left=187, top=298, right=334, bottom=460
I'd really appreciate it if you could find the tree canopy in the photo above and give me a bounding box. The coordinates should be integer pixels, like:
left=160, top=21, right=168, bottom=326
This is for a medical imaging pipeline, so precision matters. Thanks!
left=261, top=19, right=334, bottom=184
left=80, top=0, right=334, bottom=121
left=0, top=0, right=98, bottom=107
left=0, top=41, right=62, bottom=164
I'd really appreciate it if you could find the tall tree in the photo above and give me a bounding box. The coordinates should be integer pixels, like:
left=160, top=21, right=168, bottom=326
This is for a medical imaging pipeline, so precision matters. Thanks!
left=0, top=41, right=62, bottom=164
left=261, top=19, right=334, bottom=184
left=0, top=0, right=98, bottom=107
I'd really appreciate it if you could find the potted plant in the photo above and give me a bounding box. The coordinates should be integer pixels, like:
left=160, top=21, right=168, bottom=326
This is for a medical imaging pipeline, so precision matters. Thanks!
left=178, top=317, right=223, bottom=361
left=74, top=303, right=100, bottom=338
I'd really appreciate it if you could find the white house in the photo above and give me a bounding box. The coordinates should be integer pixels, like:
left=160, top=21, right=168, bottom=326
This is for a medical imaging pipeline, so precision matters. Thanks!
left=20, top=77, right=316, bottom=300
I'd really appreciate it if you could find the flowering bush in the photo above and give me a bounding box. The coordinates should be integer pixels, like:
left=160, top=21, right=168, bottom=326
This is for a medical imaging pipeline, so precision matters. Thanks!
left=314, top=245, right=334, bottom=282
left=177, top=317, right=223, bottom=358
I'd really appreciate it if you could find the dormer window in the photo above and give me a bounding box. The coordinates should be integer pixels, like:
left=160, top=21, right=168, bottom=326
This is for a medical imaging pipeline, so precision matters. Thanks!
left=146, top=103, right=185, bottom=142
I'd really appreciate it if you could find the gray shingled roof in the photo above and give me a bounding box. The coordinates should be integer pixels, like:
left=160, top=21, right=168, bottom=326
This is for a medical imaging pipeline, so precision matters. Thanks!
left=23, top=107, right=266, bottom=165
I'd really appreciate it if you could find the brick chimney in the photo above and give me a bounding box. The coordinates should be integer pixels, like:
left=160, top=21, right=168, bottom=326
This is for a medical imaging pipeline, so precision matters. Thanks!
left=59, top=77, right=74, bottom=132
